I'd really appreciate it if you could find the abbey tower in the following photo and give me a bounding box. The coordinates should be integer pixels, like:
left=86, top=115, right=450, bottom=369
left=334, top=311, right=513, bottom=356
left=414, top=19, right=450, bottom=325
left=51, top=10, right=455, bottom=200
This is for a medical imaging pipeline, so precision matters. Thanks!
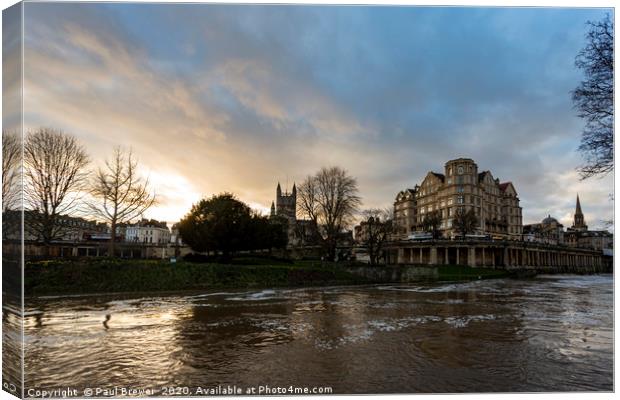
left=270, top=182, right=297, bottom=225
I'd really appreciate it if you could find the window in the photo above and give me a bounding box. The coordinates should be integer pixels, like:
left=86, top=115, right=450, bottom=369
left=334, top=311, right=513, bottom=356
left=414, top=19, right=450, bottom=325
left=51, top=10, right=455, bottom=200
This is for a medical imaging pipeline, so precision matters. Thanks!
left=456, top=176, right=464, bottom=184
left=457, top=166, right=464, bottom=174
left=457, top=186, right=464, bottom=193
left=457, top=196, right=464, bottom=204
left=447, top=178, right=453, bottom=184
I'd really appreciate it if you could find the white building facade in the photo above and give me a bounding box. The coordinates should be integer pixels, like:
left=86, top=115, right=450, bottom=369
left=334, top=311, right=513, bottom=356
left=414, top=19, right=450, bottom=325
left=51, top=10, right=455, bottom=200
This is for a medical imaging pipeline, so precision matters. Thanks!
left=125, top=220, right=171, bottom=245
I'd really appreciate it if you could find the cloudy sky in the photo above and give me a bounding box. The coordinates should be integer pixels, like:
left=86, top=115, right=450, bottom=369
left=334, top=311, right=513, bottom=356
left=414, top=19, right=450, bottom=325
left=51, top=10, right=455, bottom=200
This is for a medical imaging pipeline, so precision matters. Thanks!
left=12, top=3, right=614, bottom=228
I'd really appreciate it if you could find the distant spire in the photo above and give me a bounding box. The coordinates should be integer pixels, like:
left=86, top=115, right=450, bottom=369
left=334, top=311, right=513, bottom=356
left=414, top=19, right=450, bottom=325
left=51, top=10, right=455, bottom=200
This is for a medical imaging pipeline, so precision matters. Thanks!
left=292, top=182, right=296, bottom=196
left=573, top=193, right=587, bottom=230
left=270, top=201, right=275, bottom=217
left=277, top=182, right=281, bottom=197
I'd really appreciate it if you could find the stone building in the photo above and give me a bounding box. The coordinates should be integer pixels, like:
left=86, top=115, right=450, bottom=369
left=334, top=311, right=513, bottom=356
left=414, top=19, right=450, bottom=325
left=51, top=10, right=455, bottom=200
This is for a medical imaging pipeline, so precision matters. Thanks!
left=270, top=183, right=297, bottom=226
left=270, top=183, right=316, bottom=248
left=566, top=230, right=614, bottom=252
left=125, top=219, right=171, bottom=245
left=568, top=194, right=588, bottom=232
left=394, top=158, right=523, bottom=240
left=523, top=215, right=564, bottom=245
left=3, top=210, right=107, bottom=242
left=565, top=195, right=612, bottom=251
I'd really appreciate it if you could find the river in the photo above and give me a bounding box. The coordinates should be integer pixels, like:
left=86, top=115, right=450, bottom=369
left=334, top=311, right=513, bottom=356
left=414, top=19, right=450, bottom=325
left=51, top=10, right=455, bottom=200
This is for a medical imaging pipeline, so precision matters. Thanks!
left=14, top=274, right=614, bottom=394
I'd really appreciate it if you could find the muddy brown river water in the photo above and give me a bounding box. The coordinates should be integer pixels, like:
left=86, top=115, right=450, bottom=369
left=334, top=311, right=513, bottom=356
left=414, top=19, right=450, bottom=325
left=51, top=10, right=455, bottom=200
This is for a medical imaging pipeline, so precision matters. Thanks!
left=5, top=274, right=614, bottom=394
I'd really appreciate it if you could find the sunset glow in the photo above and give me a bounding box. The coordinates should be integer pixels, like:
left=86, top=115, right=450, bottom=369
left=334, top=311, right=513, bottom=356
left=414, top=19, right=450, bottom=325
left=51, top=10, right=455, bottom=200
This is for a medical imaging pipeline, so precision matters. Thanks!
left=6, top=3, right=612, bottom=227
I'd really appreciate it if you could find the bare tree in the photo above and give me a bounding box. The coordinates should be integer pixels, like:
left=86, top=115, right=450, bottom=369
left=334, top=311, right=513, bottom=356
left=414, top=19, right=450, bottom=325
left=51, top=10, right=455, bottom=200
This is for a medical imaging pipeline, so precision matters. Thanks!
left=23, top=128, right=90, bottom=245
left=359, top=208, right=393, bottom=265
left=2, top=131, right=21, bottom=211
left=453, top=208, right=478, bottom=236
left=89, top=147, right=156, bottom=256
left=297, top=174, right=320, bottom=223
left=422, top=210, right=442, bottom=239
left=572, top=15, right=614, bottom=179
left=298, top=166, right=361, bottom=261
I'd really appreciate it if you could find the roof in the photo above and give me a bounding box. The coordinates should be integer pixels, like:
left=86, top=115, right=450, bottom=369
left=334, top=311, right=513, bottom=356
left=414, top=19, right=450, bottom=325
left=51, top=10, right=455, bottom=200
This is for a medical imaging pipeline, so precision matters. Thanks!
left=478, top=171, right=490, bottom=182
left=431, top=172, right=445, bottom=182
left=395, top=188, right=417, bottom=201
left=542, top=214, right=560, bottom=225
left=498, top=182, right=509, bottom=191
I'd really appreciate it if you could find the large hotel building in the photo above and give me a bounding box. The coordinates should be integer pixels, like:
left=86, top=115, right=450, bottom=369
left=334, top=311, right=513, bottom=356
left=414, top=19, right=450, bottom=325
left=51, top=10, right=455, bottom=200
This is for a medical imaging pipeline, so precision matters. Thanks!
left=394, top=158, right=523, bottom=240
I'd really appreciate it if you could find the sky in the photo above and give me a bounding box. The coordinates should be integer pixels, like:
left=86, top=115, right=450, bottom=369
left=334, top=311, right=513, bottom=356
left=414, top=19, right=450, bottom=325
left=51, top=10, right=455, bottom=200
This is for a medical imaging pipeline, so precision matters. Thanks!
left=9, top=3, right=614, bottom=229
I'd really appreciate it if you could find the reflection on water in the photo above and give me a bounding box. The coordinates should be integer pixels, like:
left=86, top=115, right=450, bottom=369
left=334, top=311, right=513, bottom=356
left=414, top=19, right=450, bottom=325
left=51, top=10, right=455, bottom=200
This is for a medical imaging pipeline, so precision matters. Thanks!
left=3, top=297, right=23, bottom=396
left=23, top=274, right=612, bottom=393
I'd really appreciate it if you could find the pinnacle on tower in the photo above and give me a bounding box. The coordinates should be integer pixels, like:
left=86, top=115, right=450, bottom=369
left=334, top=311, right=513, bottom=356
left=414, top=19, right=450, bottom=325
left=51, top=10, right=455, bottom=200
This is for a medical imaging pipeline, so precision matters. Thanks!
left=292, top=183, right=296, bottom=196
left=576, top=194, right=583, bottom=215
left=277, top=182, right=282, bottom=197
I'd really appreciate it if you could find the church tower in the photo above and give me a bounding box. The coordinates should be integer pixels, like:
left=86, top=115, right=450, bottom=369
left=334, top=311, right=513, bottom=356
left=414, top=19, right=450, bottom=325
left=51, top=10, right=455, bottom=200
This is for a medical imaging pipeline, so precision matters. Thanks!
left=273, top=182, right=297, bottom=224
left=572, top=194, right=588, bottom=231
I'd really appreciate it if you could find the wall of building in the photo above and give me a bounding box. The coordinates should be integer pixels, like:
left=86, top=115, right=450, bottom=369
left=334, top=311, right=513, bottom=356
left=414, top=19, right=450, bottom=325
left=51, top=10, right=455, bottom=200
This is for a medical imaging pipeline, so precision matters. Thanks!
left=394, top=158, right=523, bottom=240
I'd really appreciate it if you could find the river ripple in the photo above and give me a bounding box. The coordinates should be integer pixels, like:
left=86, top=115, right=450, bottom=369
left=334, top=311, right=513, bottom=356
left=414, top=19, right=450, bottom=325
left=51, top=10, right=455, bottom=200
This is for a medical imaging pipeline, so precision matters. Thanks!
left=17, top=274, right=613, bottom=394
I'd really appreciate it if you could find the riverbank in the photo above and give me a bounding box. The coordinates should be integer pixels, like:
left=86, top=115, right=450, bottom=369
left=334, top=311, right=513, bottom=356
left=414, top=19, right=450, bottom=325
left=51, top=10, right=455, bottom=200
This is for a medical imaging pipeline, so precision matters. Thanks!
left=24, top=258, right=369, bottom=296
left=24, top=258, right=518, bottom=296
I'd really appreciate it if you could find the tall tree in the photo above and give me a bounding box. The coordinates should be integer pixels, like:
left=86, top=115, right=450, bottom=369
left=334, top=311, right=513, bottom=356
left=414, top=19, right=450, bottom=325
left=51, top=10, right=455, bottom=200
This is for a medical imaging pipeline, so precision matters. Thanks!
left=89, top=147, right=156, bottom=256
left=2, top=130, right=21, bottom=211
left=297, top=166, right=361, bottom=261
left=251, top=213, right=288, bottom=252
left=453, top=208, right=478, bottom=236
left=178, top=193, right=286, bottom=259
left=422, top=210, right=442, bottom=239
left=359, top=208, right=393, bottom=266
left=23, top=128, right=90, bottom=245
left=572, top=15, right=614, bottom=179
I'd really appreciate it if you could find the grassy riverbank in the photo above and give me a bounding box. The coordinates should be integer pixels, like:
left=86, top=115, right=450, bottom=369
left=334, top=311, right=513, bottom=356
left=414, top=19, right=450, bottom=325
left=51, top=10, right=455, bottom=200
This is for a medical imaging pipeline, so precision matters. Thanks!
left=25, top=258, right=370, bottom=296
left=25, top=258, right=514, bottom=296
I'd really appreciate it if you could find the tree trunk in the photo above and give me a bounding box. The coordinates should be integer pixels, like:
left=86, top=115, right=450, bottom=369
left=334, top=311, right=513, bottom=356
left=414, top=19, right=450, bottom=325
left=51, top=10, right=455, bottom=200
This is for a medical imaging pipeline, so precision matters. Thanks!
left=109, top=219, right=117, bottom=257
